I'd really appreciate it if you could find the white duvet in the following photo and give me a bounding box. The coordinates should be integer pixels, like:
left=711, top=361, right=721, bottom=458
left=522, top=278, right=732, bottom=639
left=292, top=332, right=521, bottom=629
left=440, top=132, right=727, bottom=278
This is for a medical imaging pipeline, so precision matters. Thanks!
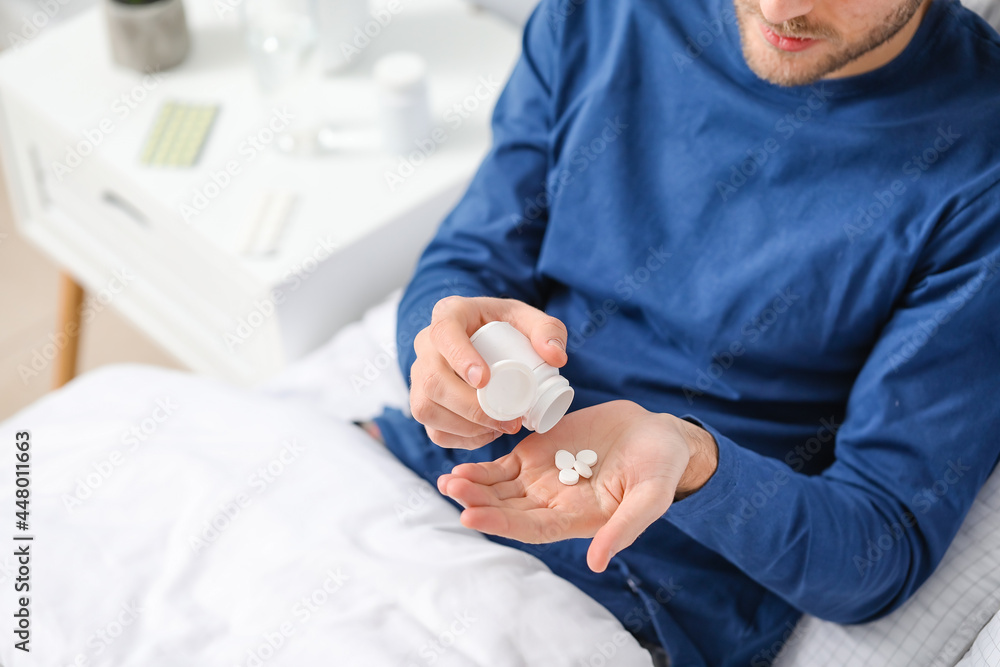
left=0, top=300, right=653, bottom=666
left=4, top=290, right=1000, bottom=667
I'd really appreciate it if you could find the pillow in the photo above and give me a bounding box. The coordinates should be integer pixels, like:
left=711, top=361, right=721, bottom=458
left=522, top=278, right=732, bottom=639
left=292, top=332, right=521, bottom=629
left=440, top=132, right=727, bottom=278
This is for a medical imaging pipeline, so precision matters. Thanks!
left=955, top=608, right=1000, bottom=666
left=259, top=288, right=411, bottom=423
left=963, top=0, right=1000, bottom=31
left=774, top=466, right=1000, bottom=667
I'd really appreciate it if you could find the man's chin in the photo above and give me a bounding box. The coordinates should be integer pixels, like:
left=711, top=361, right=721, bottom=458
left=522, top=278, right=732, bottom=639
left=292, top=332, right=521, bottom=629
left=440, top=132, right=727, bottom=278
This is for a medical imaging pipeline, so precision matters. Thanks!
left=736, top=11, right=834, bottom=86
left=743, top=54, right=829, bottom=87
left=740, top=32, right=835, bottom=87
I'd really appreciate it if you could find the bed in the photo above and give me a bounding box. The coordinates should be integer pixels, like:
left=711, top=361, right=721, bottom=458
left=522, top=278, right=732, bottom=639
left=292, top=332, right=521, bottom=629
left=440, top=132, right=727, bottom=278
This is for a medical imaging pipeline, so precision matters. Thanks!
left=0, top=295, right=659, bottom=666
left=2, top=292, right=1000, bottom=666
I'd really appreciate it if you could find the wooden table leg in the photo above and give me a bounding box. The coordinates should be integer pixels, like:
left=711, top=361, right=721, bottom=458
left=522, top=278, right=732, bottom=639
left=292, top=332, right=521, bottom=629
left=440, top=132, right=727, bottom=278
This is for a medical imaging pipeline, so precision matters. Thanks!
left=53, top=272, right=84, bottom=389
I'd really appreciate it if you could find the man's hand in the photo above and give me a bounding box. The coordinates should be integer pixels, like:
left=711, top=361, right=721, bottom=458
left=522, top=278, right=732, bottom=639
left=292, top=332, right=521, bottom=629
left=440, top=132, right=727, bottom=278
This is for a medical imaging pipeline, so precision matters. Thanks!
left=437, top=400, right=719, bottom=572
left=410, top=296, right=569, bottom=449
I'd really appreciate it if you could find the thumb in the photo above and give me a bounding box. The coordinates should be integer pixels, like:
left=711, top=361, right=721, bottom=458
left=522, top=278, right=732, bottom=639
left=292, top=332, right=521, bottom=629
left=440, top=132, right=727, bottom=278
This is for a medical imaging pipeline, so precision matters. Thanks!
left=586, top=480, right=676, bottom=573
left=501, top=302, right=569, bottom=368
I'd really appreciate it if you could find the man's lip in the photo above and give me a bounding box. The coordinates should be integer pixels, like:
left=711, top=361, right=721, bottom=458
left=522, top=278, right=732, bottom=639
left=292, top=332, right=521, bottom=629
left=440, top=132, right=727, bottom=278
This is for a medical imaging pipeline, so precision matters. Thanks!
left=758, top=21, right=821, bottom=52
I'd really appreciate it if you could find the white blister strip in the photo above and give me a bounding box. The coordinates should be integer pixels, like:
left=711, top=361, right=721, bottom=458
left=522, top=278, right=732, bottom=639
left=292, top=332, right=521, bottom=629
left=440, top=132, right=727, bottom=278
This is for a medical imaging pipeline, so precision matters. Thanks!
left=240, top=189, right=298, bottom=256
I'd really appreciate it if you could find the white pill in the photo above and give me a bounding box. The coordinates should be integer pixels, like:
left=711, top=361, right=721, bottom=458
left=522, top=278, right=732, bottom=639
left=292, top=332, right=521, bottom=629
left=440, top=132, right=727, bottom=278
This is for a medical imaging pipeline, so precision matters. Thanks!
left=577, top=449, right=598, bottom=467
left=573, top=460, right=593, bottom=478
left=555, top=450, right=576, bottom=471
left=559, top=468, right=580, bottom=485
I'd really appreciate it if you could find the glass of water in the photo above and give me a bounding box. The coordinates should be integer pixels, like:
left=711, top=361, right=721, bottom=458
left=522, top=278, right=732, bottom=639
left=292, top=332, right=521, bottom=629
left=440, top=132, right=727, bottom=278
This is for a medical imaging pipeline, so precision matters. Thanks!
left=242, top=0, right=316, bottom=95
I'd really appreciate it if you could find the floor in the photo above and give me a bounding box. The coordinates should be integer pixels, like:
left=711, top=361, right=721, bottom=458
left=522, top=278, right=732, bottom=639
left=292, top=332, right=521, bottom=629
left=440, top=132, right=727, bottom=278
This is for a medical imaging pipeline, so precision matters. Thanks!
left=0, top=161, right=185, bottom=420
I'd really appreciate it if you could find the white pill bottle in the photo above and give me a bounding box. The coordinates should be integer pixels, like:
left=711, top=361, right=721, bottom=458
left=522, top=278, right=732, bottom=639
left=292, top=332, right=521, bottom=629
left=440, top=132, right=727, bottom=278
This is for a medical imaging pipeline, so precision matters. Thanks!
left=373, top=52, right=432, bottom=155
left=470, top=322, right=575, bottom=434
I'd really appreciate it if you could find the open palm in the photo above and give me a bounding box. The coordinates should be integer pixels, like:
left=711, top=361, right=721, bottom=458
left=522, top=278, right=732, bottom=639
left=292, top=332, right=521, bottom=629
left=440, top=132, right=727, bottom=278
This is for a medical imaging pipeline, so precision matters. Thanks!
left=437, top=400, right=695, bottom=572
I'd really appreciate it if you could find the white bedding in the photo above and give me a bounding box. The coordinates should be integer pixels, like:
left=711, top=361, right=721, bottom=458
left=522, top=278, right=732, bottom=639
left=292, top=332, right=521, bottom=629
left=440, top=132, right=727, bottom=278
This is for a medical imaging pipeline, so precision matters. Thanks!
left=0, top=354, right=653, bottom=665
left=264, top=292, right=1000, bottom=667
left=4, top=290, right=1000, bottom=666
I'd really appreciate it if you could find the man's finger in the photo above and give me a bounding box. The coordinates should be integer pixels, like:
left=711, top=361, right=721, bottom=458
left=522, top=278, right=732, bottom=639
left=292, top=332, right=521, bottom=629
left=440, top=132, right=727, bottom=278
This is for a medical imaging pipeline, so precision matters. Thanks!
left=444, top=477, right=533, bottom=509
left=425, top=428, right=502, bottom=450
left=428, top=298, right=490, bottom=388
left=528, top=321, right=569, bottom=368
left=418, top=361, right=520, bottom=433
left=460, top=506, right=579, bottom=543
left=449, top=455, right=521, bottom=486
left=587, top=481, right=675, bottom=573
left=489, top=300, right=569, bottom=369
left=437, top=473, right=452, bottom=495
left=492, top=479, right=528, bottom=501
left=410, top=397, right=500, bottom=438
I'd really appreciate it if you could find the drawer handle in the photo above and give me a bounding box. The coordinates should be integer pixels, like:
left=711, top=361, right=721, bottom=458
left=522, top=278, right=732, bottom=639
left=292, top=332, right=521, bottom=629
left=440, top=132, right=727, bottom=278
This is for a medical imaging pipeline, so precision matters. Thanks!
left=28, top=144, right=51, bottom=205
left=102, top=191, right=148, bottom=227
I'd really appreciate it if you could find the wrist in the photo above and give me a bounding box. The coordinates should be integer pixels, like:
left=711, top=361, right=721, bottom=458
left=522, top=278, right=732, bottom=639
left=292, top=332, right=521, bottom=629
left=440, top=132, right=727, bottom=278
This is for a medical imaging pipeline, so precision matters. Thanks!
left=674, top=417, right=719, bottom=500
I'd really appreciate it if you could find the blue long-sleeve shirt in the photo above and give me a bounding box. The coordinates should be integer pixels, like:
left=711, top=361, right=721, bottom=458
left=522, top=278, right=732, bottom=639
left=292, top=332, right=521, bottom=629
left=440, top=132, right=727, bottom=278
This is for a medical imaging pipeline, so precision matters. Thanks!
left=373, top=0, right=1000, bottom=664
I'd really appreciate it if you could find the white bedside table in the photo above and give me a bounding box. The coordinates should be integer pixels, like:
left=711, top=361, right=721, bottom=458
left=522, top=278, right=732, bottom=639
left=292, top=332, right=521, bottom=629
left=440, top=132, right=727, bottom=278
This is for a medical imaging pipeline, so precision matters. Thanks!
left=0, top=0, right=519, bottom=386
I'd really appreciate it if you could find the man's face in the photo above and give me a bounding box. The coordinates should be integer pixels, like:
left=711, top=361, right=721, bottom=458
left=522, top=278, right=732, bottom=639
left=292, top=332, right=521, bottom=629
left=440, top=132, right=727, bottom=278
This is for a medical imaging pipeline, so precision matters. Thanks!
left=733, top=0, right=926, bottom=86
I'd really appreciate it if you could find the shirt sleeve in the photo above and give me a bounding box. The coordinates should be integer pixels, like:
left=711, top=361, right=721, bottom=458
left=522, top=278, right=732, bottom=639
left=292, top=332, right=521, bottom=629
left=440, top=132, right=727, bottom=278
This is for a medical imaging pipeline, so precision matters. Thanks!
left=394, top=4, right=561, bottom=385
left=666, top=180, right=1000, bottom=624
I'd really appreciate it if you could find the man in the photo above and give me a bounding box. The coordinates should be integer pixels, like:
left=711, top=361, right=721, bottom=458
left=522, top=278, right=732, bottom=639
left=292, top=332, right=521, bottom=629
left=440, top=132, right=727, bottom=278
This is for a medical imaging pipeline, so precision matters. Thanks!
left=371, top=0, right=1000, bottom=664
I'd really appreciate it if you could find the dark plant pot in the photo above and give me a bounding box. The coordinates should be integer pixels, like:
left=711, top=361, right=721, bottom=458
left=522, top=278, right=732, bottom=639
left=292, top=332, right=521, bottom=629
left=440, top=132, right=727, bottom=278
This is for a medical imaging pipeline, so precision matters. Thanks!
left=105, top=0, right=190, bottom=72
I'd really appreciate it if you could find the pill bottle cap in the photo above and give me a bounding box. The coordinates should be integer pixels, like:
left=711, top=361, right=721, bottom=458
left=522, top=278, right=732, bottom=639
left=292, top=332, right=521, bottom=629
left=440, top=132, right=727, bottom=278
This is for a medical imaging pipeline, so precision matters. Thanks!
left=476, top=360, right=536, bottom=421
left=524, top=375, right=574, bottom=434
